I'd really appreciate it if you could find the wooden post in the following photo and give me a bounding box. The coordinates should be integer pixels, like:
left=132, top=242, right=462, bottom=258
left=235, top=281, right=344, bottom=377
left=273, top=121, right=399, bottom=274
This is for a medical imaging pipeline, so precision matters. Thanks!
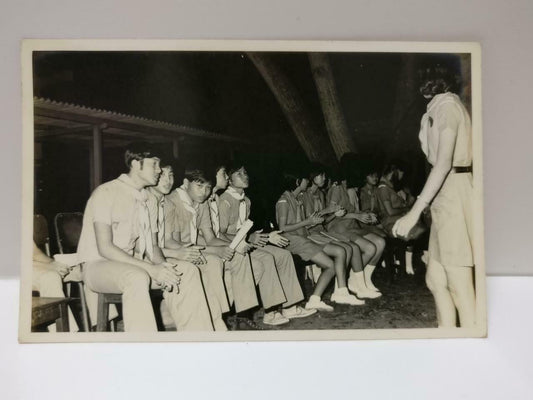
left=308, top=53, right=358, bottom=159
left=247, top=52, right=337, bottom=167
left=92, top=124, right=103, bottom=190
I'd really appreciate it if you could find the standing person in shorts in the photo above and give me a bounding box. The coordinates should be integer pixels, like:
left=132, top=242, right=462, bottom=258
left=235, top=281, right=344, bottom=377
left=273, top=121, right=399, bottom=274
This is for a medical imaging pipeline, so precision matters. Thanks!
left=393, top=66, right=476, bottom=328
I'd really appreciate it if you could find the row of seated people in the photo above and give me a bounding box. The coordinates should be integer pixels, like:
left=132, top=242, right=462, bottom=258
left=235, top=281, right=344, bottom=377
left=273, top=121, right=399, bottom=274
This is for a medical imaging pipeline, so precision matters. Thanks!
left=33, top=144, right=428, bottom=332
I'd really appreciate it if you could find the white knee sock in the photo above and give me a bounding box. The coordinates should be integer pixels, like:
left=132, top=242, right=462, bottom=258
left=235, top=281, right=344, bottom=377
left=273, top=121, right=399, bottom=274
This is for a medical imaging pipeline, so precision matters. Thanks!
left=406, top=251, right=414, bottom=275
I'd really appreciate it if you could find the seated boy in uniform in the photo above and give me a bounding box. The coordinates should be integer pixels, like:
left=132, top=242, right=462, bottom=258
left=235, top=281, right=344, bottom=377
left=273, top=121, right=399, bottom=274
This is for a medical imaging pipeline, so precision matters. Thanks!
left=77, top=143, right=213, bottom=332
left=164, top=166, right=238, bottom=331
left=218, top=163, right=316, bottom=325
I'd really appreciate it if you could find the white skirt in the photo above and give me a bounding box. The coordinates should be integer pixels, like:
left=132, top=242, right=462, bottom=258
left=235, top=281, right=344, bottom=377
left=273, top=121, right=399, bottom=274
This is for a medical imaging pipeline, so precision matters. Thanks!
left=429, top=173, right=474, bottom=266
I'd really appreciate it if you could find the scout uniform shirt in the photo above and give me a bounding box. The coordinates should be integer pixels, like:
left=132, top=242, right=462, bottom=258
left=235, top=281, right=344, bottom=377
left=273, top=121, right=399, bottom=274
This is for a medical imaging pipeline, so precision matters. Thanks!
left=218, top=186, right=251, bottom=235
left=77, top=173, right=154, bottom=264
left=146, top=188, right=166, bottom=248
left=164, top=185, right=213, bottom=245
left=419, top=92, right=473, bottom=266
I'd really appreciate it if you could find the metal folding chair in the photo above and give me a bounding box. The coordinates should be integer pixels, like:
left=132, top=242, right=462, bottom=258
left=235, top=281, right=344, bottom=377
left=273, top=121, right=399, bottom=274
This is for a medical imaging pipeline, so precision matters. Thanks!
left=54, top=212, right=91, bottom=332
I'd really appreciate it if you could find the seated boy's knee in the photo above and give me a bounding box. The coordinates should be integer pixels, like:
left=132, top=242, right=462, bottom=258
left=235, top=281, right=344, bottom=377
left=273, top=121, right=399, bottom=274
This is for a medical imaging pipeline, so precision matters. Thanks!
left=205, top=254, right=224, bottom=271
left=123, top=268, right=151, bottom=289
left=176, top=262, right=201, bottom=281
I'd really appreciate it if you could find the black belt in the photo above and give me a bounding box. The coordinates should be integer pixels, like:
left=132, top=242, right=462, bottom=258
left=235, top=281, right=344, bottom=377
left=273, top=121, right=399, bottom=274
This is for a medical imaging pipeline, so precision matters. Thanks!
left=451, top=166, right=472, bottom=173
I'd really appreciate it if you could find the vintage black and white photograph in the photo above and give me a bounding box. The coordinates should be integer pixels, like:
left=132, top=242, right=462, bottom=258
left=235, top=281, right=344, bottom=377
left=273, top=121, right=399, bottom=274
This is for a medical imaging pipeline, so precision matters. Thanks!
left=19, top=40, right=486, bottom=342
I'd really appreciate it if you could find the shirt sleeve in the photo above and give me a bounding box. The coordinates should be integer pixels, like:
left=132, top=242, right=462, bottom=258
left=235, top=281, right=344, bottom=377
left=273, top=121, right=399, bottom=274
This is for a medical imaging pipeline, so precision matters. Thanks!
left=91, top=186, right=113, bottom=225
left=436, top=102, right=460, bottom=138
left=163, top=197, right=177, bottom=240
left=218, top=197, right=231, bottom=234
left=198, top=203, right=213, bottom=233
left=329, top=185, right=341, bottom=205
left=146, top=193, right=159, bottom=233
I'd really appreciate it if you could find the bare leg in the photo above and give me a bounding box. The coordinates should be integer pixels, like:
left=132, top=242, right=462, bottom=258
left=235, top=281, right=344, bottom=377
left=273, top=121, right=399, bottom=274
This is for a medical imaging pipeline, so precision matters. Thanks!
left=363, top=233, right=385, bottom=291
left=425, top=258, right=456, bottom=327
left=364, top=233, right=386, bottom=265
left=322, top=243, right=347, bottom=288
left=446, top=266, right=476, bottom=328
left=351, top=235, right=377, bottom=266
left=309, top=251, right=337, bottom=297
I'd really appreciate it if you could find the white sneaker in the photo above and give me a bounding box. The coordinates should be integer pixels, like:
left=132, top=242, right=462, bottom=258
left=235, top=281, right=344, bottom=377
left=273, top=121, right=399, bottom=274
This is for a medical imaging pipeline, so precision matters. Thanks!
left=263, top=311, right=290, bottom=326
left=331, top=291, right=365, bottom=305
left=282, top=305, right=317, bottom=319
left=305, top=296, right=334, bottom=312
left=406, top=264, right=415, bottom=275
left=348, top=282, right=382, bottom=299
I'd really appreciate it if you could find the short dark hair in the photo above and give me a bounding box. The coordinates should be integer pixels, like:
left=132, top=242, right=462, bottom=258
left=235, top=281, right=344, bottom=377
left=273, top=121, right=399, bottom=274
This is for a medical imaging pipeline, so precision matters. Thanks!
left=418, top=65, right=459, bottom=97
left=308, top=162, right=327, bottom=182
left=124, top=142, right=159, bottom=169
left=203, top=160, right=227, bottom=184
left=278, top=172, right=300, bottom=194
left=184, top=168, right=212, bottom=185
left=226, top=162, right=246, bottom=177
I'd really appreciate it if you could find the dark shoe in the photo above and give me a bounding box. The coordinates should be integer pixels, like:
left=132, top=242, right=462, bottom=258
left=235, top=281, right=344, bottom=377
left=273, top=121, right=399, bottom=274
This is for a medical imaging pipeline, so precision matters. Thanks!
left=228, top=316, right=264, bottom=331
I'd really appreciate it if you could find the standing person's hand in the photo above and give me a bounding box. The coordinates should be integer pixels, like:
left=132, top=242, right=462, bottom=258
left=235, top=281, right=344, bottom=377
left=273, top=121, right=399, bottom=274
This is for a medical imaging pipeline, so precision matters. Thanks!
left=392, top=211, right=419, bottom=239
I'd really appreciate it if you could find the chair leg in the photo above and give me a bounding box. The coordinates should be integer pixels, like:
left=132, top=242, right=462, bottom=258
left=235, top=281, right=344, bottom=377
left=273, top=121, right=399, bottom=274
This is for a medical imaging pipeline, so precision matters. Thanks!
left=78, top=282, right=91, bottom=332
left=96, top=294, right=109, bottom=332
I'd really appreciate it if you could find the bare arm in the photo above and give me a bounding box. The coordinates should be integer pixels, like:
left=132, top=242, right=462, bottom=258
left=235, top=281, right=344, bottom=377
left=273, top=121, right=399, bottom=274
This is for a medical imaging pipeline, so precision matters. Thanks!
left=382, top=199, right=410, bottom=217
left=151, top=233, right=166, bottom=265
left=94, top=222, right=157, bottom=274
left=393, top=104, right=458, bottom=237
left=200, top=226, right=235, bottom=260
left=277, top=202, right=322, bottom=233
left=94, top=222, right=181, bottom=289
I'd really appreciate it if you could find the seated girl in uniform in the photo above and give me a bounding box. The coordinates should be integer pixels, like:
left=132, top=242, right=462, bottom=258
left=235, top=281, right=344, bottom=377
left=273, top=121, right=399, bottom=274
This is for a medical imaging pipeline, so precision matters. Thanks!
left=325, top=168, right=386, bottom=293
left=275, top=171, right=363, bottom=310
left=300, top=164, right=380, bottom=300
left=375, top=163, right=427, bottom=275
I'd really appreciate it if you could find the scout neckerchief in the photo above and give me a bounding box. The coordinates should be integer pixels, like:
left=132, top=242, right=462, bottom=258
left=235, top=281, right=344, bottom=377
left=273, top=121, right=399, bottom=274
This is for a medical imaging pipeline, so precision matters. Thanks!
left=310, top=188, right=324, bottom=213
left=378, top=177, right=406, bottom=207
left=117, top=174, right=153, bottom=262
left=226, top=186, right=247, bottom=230
left=157, top=196, right=165, bottom=248
left=175, top=185, right=199, bottom=245
left=208, top=193, right=220, bottom=238
left=282, top=191, right=308, bottom=235
left=346, top=187, right=360, bottom=212
left=419, top=92, right=459, bottom=166
left=361, top=185, right=376, bottom=212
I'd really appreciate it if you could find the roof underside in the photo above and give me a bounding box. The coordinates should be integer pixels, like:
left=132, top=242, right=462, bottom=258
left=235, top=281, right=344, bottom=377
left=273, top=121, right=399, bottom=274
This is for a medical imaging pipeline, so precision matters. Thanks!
left=34, top=97, right=250, bottom=147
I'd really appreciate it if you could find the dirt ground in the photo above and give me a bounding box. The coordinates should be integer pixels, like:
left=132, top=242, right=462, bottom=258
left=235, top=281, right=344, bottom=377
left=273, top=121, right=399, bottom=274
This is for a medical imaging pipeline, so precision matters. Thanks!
left=109, top=261, right=436, bottom=333
left=254, top=263, right=437, bottom=330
